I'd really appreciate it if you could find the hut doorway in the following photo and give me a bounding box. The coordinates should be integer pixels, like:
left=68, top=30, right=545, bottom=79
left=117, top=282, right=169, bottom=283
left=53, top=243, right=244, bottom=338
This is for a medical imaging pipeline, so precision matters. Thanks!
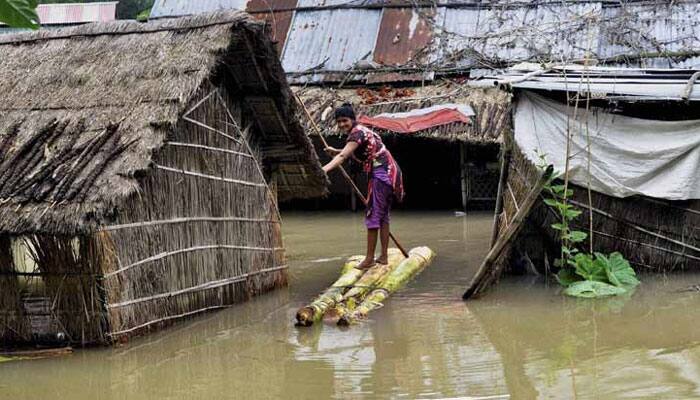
left=285, top=136, right=501, bottom=211
left=1, top=235, right=106, bottom=346
left=291, top=85, right=511, bottom=212
left=382, top=136, right=501, bottom=210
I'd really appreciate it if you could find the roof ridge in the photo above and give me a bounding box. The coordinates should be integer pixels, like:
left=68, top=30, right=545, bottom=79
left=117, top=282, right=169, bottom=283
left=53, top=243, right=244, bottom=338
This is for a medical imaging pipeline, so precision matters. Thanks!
left=0, top=10, right=255, bottom=46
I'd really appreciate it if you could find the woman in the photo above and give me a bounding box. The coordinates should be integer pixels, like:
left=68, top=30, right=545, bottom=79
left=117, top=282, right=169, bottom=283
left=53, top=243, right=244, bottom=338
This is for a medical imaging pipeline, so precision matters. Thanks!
left=323, top=103, right=404, bottom=269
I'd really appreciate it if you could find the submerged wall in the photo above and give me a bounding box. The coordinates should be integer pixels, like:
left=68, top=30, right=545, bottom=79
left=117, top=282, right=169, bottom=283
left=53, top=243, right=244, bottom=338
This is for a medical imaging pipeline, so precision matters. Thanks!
left=0, top=86, right=287, bottom=347
left=497, top=139, right=700, bottom=276
left=0, top=234, right=107, bottom=346
left=100, top=86, right=286, bottom=342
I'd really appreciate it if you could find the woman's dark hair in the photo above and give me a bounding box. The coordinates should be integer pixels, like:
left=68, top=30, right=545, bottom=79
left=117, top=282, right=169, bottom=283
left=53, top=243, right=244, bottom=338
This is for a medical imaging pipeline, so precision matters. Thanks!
left=334, top=102, right=356, bottom=120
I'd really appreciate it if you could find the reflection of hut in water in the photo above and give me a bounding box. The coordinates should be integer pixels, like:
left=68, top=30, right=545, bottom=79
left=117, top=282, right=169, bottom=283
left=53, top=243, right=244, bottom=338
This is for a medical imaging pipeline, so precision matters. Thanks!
left=0, top=11, right=327, bottom=347
left=295, top=85, right=511, bottom=210
left=465, top=66, right=700, bottom=298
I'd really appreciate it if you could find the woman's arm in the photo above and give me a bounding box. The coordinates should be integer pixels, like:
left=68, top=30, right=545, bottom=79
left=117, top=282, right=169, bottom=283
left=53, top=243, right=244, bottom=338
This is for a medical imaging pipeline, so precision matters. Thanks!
left=323, top=141, right=358, bottom=173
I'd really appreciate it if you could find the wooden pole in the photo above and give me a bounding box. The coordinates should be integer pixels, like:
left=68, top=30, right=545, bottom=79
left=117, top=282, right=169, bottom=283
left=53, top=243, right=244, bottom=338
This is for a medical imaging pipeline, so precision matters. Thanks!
left=294, top=93, right=410, bottom=258
left=463, top=166, right=553, bottom=300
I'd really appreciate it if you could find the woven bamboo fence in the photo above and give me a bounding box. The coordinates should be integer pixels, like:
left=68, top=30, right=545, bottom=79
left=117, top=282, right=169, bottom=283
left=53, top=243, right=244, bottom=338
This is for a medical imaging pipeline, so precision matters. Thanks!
left=480, top=132, right=700, bottom=295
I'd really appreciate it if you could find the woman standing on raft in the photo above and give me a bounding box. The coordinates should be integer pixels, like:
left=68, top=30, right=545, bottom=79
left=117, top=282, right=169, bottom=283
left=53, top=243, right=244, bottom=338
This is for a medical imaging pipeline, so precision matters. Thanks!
left=323, top=103, right=404, bottom=270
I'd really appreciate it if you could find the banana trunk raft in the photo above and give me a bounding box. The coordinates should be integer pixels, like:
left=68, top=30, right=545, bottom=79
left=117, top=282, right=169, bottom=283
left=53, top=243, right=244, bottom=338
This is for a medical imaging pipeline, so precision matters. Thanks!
left=295, top=247, right=435, bottom=327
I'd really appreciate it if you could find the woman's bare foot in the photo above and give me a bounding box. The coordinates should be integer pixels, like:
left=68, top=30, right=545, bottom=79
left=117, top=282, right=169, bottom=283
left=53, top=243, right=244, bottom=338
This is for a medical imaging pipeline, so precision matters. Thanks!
left=375, top=255, right=388, bottom=265
left=357, top=258, right=376, bottom=270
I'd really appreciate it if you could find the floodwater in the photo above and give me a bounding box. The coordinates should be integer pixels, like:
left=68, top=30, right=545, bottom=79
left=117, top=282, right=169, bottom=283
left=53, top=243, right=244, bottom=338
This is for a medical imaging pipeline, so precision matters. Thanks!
left=2, top=212, right=700, bottom=399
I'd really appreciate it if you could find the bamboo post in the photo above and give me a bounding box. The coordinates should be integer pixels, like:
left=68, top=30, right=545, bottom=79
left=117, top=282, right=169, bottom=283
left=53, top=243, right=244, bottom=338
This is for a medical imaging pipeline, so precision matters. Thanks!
left=460, top=142, right=468, bottom=211
left=294, top=93, right=409, bottom=258
left=463, top=165, right=553, bottom=300
left=490, top=147, right=511, bottom=248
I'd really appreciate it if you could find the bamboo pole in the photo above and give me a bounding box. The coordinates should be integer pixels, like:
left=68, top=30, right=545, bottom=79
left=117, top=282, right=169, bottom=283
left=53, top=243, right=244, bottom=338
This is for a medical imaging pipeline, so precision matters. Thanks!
left=295, top=257, right=366, bottom=326
left=463, top=165, right=553, bottom=300
left=490, top=147, right=510, bottom=248
left=460, top=142, right=468, bottom=211
left=294, top=93, right=409, bottom=258
left=341, top=249, right=406, bottom=301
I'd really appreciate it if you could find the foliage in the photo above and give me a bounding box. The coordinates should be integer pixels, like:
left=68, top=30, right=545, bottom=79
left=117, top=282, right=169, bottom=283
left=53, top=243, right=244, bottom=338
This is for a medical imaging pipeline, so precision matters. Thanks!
left=559, top=252, right=639, bottom=297
left=536, top=151, right=640, bottom=298
left=563, top=280, right=627, bottom=298
left=116, top=0, right=153, bottom=20
left=601, top=252, right=640, bottom=288
left=0, top=0, right=39, bottom=29
left=136, top=7, right=150, bottom=22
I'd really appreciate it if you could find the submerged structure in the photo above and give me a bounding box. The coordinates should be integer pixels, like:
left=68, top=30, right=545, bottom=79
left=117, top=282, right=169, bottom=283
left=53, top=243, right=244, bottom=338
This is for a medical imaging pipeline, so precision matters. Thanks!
left=0, top=11, right=326, bottom=346
left=295, top=86, right=510, bottom=209
left=465, top=66, right=700, bottom=298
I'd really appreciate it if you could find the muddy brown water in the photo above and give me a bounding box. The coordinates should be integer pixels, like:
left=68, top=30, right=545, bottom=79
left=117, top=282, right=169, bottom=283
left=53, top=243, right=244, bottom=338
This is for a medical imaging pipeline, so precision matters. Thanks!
left=2, top=211, right=700, bottom=399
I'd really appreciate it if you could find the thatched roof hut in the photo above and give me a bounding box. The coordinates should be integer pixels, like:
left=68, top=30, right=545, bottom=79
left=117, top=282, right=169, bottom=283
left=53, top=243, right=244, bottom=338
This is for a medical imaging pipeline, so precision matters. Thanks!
left=464, top=67, right=700, bottom=298
left=0, top=10, right=326, bottom=235
left=294, top=84, right=511, bottom=209
left=0, top=11, right=327, bottom=346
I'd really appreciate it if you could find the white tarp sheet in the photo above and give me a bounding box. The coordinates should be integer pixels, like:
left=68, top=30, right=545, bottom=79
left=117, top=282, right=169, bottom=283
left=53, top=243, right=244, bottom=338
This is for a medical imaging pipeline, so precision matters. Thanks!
left=514, top=92, right=700, bottom=200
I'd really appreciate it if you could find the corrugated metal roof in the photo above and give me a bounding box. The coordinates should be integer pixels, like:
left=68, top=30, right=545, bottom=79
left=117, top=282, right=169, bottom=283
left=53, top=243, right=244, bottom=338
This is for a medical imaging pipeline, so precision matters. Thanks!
left=281, top=9, right=382, bottom=75
left=440, top=3, right=601, bottom=67
left=150, top=0, right=247, bottom=19
left=296, top=0, right=364, bottom=7
left=373, top=8, right=434, bottom=66
left=246, top=0, right=297, bottom=52
left=149, top=1, right=700, bottom=83
left=598, top=3, right=700, bottom=63
left=470, top=66, right=700, bottom=101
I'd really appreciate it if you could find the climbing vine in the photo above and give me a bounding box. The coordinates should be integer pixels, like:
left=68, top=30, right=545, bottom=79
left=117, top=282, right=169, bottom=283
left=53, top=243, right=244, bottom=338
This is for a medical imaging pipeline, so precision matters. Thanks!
left=537, top=152, right=639, bottom=298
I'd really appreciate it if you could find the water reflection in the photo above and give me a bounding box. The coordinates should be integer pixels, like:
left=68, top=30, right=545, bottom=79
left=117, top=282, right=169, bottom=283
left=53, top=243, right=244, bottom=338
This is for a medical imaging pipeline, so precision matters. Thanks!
left=469, top=279, right=700, bottom=399
left=1, top=212, right=700, bottom=399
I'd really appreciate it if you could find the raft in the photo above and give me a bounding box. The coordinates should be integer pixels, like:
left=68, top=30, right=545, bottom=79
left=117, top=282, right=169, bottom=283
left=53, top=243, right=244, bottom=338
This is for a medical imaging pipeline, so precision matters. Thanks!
left=295, top=247, right=435, bottom=327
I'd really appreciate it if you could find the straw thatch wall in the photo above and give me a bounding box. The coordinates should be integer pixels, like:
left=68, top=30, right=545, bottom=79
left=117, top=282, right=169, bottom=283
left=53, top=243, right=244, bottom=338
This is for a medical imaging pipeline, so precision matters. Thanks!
left=0, top=12, right=327, bottom=346
left=488, top=133, right=700, bottom=290
left=99, top=84, right=286, bottom=340
left=295, top=84, right=512, bottom=144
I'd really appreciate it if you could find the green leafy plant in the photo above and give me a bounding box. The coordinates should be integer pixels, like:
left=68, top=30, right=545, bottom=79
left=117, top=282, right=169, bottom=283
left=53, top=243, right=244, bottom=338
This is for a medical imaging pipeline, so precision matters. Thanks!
left=563, top=280, right=627, bottom=299
left=136, top=7, right=150, bottom=22
left=536, top=151, right=639, bottom=298
left=0, top=0, right=39, bottom=29
left=560, top=252, right=639, bottom=298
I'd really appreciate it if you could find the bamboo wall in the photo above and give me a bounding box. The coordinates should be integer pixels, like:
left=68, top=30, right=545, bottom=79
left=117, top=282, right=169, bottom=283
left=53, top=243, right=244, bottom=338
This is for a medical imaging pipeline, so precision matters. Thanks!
left=0, top=84, right=287, bottom=347
left=0, top=236, right=27, bottom=343
left=100, top=85, right=286, bottom=341
left=494, top=136, right=700, bottom=282
left=0, top=234, right=107, bottom=345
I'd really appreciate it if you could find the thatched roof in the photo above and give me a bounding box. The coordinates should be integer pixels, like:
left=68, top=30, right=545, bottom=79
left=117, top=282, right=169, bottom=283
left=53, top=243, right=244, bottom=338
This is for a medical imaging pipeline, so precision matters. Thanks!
left=295, top=83, right=511, bottom=144
left=0, top=11, right=328, bottom=235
